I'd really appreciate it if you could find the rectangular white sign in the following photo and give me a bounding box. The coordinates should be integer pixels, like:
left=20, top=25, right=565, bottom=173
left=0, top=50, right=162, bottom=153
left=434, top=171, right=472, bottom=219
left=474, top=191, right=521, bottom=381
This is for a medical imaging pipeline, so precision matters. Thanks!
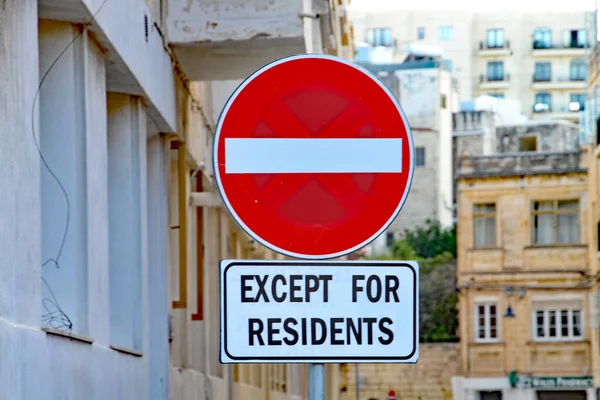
left=225, top=138, right=403, bottom=174
left=220, top=260, right=419, bottom=363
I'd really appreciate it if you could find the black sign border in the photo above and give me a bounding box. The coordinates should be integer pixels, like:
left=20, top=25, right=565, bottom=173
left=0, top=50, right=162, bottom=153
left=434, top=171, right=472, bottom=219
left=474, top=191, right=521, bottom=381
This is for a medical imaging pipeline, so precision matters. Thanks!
left=220, top=260, right=418, bottom=363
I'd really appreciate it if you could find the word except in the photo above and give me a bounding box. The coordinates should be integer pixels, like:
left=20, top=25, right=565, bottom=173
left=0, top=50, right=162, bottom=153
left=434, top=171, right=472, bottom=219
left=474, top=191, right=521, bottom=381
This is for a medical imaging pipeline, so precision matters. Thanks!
left=241, top=274, right=332, bottom=303
left=248, top=317, right=394, bottom=346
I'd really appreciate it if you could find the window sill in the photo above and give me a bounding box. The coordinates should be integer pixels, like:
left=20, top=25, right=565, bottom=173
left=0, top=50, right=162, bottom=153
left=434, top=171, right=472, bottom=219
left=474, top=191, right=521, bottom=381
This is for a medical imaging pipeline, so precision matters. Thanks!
left=467, top=247, right=502, bottom=252
left=470, top=340, right=504, bottom=345
left=110, top=344, right=143, bottom=357
left=42, top=327, right=93, bottom=344
left=524, top=244, right=587, bottom=249
left=528, top=339, right=588, bottom=345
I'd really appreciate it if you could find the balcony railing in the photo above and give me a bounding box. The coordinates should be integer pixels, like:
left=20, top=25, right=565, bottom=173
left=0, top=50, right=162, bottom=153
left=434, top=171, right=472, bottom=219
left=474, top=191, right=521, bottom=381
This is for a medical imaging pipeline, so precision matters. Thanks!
left=532, top=103, right=585, bottom=114
left=457, top=151, right=585, bottom=178
left=479, top=40, right=510, bottom=50
left=533, top=41, right=590, bottom=50
left=480, top=73, right=510, bottom=83
left=533, top=74, right=586, bottom=82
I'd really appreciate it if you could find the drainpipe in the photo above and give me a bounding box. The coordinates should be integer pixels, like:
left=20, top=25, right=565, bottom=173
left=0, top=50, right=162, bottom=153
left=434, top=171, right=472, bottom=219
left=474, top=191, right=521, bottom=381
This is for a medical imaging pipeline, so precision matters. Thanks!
left=191, top=175, right=204, bottom=322
left=172, top=141, right=187, bottom=310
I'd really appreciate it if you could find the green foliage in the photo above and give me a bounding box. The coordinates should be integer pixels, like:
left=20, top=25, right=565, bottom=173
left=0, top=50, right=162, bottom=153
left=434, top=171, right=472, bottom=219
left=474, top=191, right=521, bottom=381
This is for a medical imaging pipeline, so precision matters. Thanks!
left=402, top=219, right=457, bottom=258
left=367, top=220, right=458, bottom=343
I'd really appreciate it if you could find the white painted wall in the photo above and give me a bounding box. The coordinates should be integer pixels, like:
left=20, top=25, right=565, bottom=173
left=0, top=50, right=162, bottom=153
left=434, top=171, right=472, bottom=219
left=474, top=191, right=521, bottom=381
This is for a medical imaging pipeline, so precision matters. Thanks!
left=437, top=70, right=454, bottom=228
left=0, top=2, right=167, bottom=398
left=39, top=19, right=90, bottom=335
left=107, top=93, right=146, bottom=352
left=146, top=134, right=170, bottom=400
left=0, top=0, right=42, bottom=330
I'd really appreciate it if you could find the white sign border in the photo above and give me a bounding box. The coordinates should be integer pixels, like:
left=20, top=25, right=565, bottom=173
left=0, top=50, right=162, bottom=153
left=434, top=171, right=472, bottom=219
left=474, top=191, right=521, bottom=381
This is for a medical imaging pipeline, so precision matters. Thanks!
left=212, top=54, right=415, bottom=260
left=219, top=259, right=419, bottom=364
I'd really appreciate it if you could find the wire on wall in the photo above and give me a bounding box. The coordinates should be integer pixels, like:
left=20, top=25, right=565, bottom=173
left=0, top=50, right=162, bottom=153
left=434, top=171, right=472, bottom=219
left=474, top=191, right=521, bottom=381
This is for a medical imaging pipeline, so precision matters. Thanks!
left=31, top=0, right=111, bottom=332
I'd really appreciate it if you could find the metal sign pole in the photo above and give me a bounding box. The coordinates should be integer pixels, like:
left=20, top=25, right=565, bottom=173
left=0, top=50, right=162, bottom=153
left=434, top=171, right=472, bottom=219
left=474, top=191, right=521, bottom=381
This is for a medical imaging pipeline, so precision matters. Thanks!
left=308, top=363, right=325, bottom=400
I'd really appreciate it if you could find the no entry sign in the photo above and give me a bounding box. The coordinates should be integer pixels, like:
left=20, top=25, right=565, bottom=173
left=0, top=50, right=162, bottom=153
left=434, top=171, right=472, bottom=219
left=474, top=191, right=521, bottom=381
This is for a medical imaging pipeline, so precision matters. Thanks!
left=214, top=54, right=414, bottom=259
left=219, top=260, right=419, bottom=363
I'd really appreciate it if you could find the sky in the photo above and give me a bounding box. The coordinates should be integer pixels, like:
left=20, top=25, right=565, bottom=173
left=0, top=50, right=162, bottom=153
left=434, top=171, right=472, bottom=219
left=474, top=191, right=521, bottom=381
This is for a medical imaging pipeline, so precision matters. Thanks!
left=348, top=0, right=597, bottom=12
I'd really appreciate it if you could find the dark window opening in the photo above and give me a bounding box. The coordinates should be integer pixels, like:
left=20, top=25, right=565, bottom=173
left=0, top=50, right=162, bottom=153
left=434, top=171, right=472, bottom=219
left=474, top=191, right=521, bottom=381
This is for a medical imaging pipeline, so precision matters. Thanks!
left=416, top=147, right=426, bottom=166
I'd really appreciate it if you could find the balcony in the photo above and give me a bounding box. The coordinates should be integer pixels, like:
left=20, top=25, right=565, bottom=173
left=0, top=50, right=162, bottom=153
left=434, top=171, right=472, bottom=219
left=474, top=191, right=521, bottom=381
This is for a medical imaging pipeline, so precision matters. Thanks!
left=479, top=73, right=510, bottom=89
left=468, top=343, right=506, bottom=377
left=166, top=0, right=334, bottom=80
left=528, top=341, right=590, bottom=376
left=457, top=151, right=585, bottom=178
left=523, top=245, right=588, bottom=271
left=531, top=75, right=586, bottom=90
left=532, top=42, right=589, bottom=57
left=532, top=103, right=584, bottom=122
left=478, top=40, right=511, bottom=57
left=465, top=248, right=504, bottom=273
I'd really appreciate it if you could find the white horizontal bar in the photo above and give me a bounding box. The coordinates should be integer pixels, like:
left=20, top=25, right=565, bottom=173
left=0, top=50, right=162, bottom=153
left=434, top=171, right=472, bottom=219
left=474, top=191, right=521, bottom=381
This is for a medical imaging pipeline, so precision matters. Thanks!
left=225, top=138, right=403, bottom=174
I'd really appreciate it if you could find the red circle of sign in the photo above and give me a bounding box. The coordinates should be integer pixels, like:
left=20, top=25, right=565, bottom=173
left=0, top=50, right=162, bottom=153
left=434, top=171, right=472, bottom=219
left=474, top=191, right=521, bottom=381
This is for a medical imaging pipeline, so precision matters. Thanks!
left=214, top=55, right=414, bottom=259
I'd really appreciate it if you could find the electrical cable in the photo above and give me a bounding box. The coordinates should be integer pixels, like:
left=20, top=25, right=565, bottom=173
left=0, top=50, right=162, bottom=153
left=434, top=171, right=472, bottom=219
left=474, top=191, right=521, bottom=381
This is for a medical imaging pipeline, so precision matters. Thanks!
left=31, top=0, right=111, bottom=332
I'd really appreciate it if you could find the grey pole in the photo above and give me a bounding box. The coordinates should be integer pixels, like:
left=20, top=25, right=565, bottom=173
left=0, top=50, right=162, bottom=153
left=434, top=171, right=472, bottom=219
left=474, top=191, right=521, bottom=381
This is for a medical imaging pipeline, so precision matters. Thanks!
left=308, top=363, right=325, bottom=400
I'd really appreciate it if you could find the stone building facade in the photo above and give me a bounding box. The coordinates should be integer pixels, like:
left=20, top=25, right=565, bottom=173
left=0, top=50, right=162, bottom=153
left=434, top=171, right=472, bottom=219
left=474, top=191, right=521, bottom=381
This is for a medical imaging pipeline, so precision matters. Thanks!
left=340, top=344, right=460, bottom=400
left=452, top=112, right=594, bottom=400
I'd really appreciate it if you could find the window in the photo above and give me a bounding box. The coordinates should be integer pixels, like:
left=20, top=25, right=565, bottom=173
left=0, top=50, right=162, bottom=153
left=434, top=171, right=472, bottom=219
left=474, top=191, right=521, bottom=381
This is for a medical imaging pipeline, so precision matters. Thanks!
left=566, top=29, right=588, bottom=48
left=487, top=28, right=504, bottom=48
left=440, top=94, right=447, bottom=109
left=488, top=93, right=505, bottom=99
left=473, top=204, right=496, bottom=247
left=438, top=25, right=453, bottom=40
left=570, top=93, right=586, bottom=111
left=417, top=26, right=425, bottom=40
left=415, top=147, right=425, bottom=167
left=386, top=232, right=395, bottom=247
left=487, top=61, right=504, bottom=81
left=570, top=59, right=586, bottom=81
left=533, top=307, right=583, bottom=341
left=366, top=28, right=392, bottom=47
left=531, top=200, right=579, bottom=245
left=537, top=391, right=586, bottom=400
left=475, top=303, right=498, bottom=342
left=480, top=392, right=503, bottom=400
left=534, top=62, right=551, bottom=82
left=519, top=136, right=537, bottom=152
left=534, top=27, right=552, bottom=49
left=534, top=92, right=551, bottom=112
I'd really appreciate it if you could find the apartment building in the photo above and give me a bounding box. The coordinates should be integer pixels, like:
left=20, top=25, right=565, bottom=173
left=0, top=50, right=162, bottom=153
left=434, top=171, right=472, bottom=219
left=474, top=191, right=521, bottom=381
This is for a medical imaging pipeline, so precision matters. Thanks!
left=584, top=35, right=600, bottom=394
left=349, top=9, right=594, bottom=123
left=451, top=112, right=595, bottom=399
left=355, top=58, right=453, bottom=253
left=0, top=0, right=350, bottom=399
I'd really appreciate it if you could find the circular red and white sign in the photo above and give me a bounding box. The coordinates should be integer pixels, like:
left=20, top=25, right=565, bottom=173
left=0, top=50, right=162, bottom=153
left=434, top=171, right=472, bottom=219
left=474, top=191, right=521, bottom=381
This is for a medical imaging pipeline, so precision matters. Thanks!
left=214, top=54, right=414, bottom=259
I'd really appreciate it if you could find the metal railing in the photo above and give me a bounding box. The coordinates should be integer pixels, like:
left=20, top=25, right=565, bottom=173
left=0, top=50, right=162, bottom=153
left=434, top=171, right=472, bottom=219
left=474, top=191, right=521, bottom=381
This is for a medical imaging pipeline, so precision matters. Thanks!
left=479, top=40, right=510, bottom=50
left=480, top=73, right=510, bottom=83
left=532, top=74, right=586, bottom=83
left=533, top=41, right=590, bottom=50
